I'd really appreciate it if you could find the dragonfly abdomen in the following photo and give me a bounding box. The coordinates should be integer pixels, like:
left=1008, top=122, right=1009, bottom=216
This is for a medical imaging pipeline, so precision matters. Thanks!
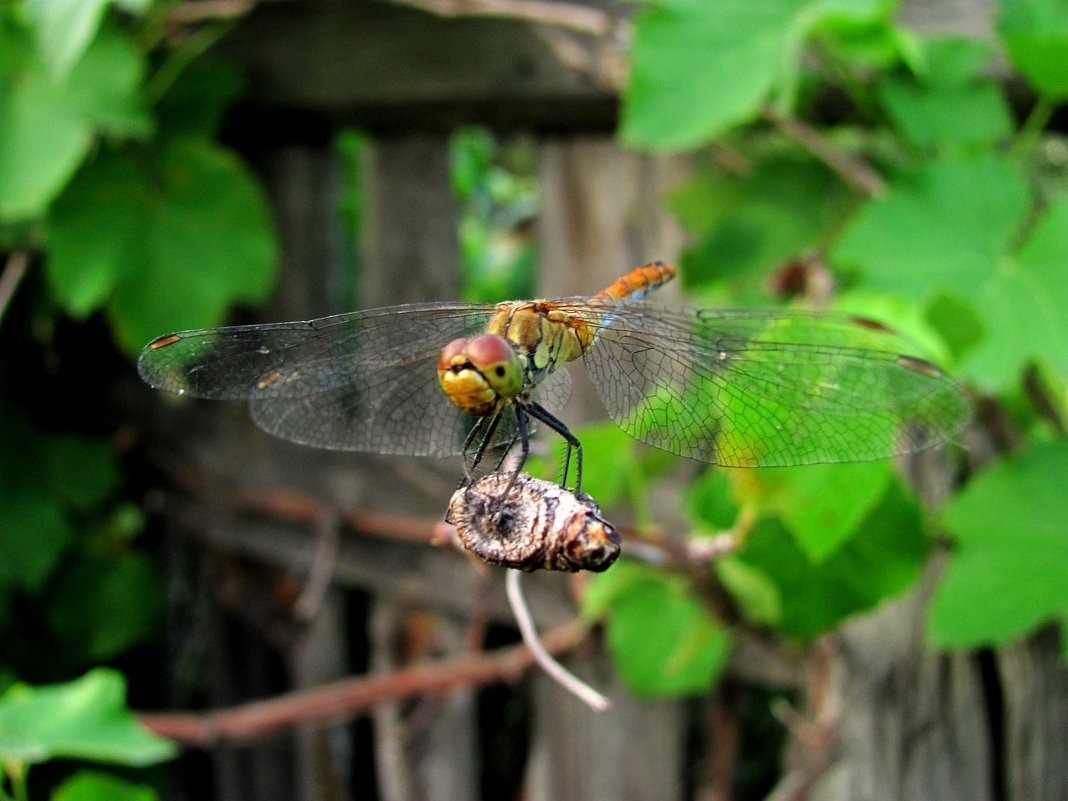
left=595, top=260, right=675, bottom=301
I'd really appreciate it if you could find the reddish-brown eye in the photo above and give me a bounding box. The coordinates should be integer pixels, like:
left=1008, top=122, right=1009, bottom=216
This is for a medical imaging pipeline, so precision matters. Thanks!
left=438, top=338, right=470, bottom=370
left=465, top=334, right=515, bottom=368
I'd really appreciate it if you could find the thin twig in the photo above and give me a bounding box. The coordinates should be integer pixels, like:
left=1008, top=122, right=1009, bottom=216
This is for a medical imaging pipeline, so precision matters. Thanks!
left=0, top=251, right=30, bottom=325
left=139, top=618, right=591, bottom=746
left=387, top=0, right=612, bottom=37
left=506, top=569, right=610, bottom=711
left=765, top=107, right=887, bottom=198
left=165, top=0, right=256, bottom=24
left=292, top=507, right=341, bottom=623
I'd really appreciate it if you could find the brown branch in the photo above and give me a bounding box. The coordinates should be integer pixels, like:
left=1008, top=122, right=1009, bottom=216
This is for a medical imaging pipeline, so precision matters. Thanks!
left=764, top=107, right=887, bottom=198
left=166, top=0, right=256, bottom=24
left=168, top=459, right=732, bottom=570
left=138, top=618, right=590, bottom=746
left=386, top=0, right=612, bottom=37
left=0, top=251, right=30, bottom=325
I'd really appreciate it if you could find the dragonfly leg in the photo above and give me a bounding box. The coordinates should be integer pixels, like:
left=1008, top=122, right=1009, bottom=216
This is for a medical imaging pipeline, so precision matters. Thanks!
left=493, top=429, right=522, bottom=472
left=527, top=402, right=583, bottom=492
left=463, top=412, right=503, bottom=484
left=499, top=405, right=531, bottom=498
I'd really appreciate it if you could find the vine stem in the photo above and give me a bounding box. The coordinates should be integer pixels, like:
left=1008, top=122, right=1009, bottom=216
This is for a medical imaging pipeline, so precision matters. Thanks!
left=140, top=618, right=593, bottom=744
left=0, top=251, right=30, bottom=325
left=505, top=569, right=611, bottom=711
left=386, top=0, right=612, bottom=36
left=1012, top=96, right=1054, bottom=162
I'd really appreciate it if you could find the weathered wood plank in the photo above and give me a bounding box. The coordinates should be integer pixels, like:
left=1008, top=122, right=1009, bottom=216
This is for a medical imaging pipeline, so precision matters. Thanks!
left=801, top=569, right=994, bottom=801
left=1000, top=626, right=1068, bottom=801
left=219, top=0, right=621, bottom=131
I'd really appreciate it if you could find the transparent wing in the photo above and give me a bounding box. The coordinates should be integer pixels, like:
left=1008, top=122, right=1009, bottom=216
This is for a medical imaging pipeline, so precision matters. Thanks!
left=138, top=303, right=500, bottom=456
left=553, top=301, right=971, bottom=467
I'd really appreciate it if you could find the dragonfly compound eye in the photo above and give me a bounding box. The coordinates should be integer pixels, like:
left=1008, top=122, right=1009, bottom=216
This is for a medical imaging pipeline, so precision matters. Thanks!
left=464, top=334, right=523, bottom=396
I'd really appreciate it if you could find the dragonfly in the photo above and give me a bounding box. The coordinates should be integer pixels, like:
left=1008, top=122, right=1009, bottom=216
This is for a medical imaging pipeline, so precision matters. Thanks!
left=138, top=261, right=970, bottom=491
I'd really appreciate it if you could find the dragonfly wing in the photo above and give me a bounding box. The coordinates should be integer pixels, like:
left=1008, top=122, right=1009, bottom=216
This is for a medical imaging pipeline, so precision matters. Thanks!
left=138, top=303, right=496, bottom=456
left=569, top=302, right=971, bottom=467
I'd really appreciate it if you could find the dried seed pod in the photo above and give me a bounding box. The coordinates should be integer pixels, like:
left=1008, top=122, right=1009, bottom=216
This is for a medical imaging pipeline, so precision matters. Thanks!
left=447, top=473, right=621, bottom=572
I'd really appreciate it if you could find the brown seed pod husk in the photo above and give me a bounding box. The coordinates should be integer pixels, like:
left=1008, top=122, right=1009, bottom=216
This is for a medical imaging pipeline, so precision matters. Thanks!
left=447, top=473, right=621, bottom=572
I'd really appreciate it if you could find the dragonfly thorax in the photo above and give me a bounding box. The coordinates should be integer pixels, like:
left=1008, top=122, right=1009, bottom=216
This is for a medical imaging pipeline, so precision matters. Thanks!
left=437, top=334, right=525, bottom=416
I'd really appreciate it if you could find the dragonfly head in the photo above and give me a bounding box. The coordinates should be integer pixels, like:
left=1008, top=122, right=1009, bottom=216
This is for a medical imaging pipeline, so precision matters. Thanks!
left=437, top=334, right=524, bottom=416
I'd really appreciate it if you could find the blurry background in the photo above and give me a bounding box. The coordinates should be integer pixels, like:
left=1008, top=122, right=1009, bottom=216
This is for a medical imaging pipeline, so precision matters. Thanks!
left=1, top=0, right=1067, bottom=800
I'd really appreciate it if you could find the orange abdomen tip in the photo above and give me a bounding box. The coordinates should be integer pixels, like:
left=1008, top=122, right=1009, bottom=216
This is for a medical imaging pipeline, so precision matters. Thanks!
left=596, top=261, right=676, bottom=301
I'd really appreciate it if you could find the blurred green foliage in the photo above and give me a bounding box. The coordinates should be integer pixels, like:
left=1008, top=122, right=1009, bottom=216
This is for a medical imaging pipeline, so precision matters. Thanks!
left=450, top=128, right=538, bottom=303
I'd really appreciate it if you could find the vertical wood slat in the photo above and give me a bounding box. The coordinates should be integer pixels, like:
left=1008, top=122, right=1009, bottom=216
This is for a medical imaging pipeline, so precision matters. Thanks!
left=529, top=136, right=691, bottom=801
left=1001, top=626, right=1068, bottom=801
left=291, top=589, right=352, bottom=801
left=802, top=570, right=994, bottom=801
left=536, top=137, right=688, bottom=423
left=359, top=135, right=475, bottom=801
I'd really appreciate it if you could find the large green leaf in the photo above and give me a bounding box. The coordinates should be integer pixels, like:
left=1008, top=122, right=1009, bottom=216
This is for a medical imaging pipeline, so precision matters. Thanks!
left=830, top=153, right=1064, bottom=390
left=584, top=562, right=730, bottom=695
left=962, top=196, right=1068, bottom=387
left=622, top=0, right=887, bottom=149
left=737, top=460, right=893, bottom=561
left=878, top=38, right=1013, bottom=151
left=47, top=554, right=163, bottom=662
left=52, top=771, right=159, bottom=801
left=832, top=153, right=1031, bottom=299
left=928, top=440, right=1068, bottom=655
left=998, top=0, right=1068, bottom=100
left=26, top=0, right=111, bottom=80
left=623, top=0, right=804, bottom=149
left=41, top=434, right=121, bottom=514
left=732, top=480, right=928, bottom=637
left=47, top=138, right=279, bottom=354
left=0, top=494, right=73, bottom=593
left=0, top=669, right=176, bottom=765
left=671, top=155, right=850, bottom=286
left=0, top=18, right=148, bottom=220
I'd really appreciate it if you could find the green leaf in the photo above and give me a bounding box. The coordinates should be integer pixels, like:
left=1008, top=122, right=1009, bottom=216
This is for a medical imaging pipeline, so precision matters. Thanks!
left=832, top=153, right=1031, bottom=300
left=686, top=470, right=738, bottom=532
left=961, top=196, right=1068, bottom=387
left=716, top=555, right=782, bottom=625
left=0, top=494, right=73, bottom=592
left=0, top=18, right=148, bottom=220
left=739, top=460, right=892, bottom=561
left=928, top=440, right=1068, bottom=650
left=111, top=138, right=279, bottom=352
left=622, top=0, right=887, bottom=149
left=998, top=0, right=1068, bottom=100
left=878, top=38, right=1013, bottom=150
left=52, top=771, right=159, bottom=801
left=46, top=149, right=146, bottom=316
left=47, top=139, right=278, bottom=353
left=623, top=0, right=805, bottom=149
left=47, top=554, right=163, bottom=661
left=586, top=562, right=730, bottom=695
left=671, top=155, right=850, bottom=286
left=26, top=0, right=111, bottom=80
left=154, top=58, right=242, bottom=140
left=0, top=669, right=176, bottom=765
left=735, top=480, right=928, bottom=637
left=42, top=434, right=121, bottom=514
left=834, top=154, right=1068, bottom=390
